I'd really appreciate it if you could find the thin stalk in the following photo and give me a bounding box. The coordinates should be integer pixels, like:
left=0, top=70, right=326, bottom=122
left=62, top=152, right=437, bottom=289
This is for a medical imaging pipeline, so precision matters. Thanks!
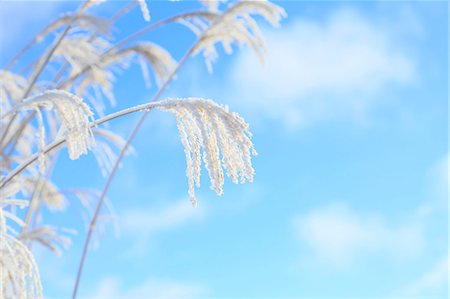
left=111, top=0, right=138, bottom=22
left=0, top=7, right=220, bottom=190
left=71, top=44, right=197, bottom=299
left=71, top=7, right=235, bottom=294
left=4, top=1, right=93, bottom=70
left=20, top=2, right=141, bottom=243
left=22, top=6, right=84, bottom=99
left=4, top=39, right=36, bottom=71
left=21, top=150, right=60, bottom=237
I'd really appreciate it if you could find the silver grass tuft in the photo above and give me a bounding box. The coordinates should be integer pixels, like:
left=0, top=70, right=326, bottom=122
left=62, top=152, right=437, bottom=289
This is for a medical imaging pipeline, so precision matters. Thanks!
left=19, top=226, right=73, bottom=256
left=21, top=177, right=68, bottom=211
left=104, top=43, right=177, bottom=88
left=55, top=35, right=111, bottom=76
left=0, top=71, right=28, bottom=106
left=154, top=98, right=256, bottom=207
left=2, top=90, right=95, bottom=160
left=0, top=209, right=43, bottom=299
left=192, top=0, right=286, bottom=72
left=92, top=128, right=135, bottom=177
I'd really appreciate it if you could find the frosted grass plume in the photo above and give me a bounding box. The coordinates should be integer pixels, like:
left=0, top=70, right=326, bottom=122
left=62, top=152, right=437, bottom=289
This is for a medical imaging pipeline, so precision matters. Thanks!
left=191, top=0, right=287, bottom=72
left=0, top=205, right=43, bottom=299
left=2, top=90, right=95, bottom=161
left=154, top=98, right=257, bottom=207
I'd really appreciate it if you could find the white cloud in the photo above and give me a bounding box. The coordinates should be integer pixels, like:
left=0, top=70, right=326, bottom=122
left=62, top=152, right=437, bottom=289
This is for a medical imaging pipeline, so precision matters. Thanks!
left=121, top=199, right=204, bottom=255
left=418, top=153, right=449, bottom=219
left=224, top=8, right=417, bottom=128
left=122, top=199, right=203, bottom=233
left=293, top=203, right=425, bottom=266
left=89, top=276, right=207, bottom=299
left=393, top=256, right=448, bottom=297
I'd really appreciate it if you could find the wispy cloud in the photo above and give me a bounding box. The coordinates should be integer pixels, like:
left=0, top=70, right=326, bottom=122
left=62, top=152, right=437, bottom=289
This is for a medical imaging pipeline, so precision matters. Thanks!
left=89, top=276, right=207, bottom=299
left=417, top=153, right=449, bottom=219
left=393, top=256, right=448, bottom=297
left=293, top=203, right=425, bottom=267
left=196, top=8, right=418, bottom=129
left=121, top=199, right=205, bottom=255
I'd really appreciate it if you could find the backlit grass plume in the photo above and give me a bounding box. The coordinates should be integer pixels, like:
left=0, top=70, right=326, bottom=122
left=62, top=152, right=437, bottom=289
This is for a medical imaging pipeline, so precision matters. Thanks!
left=2, top=90, right=95, bottom=161
left=0, top=201, right=42, bottom=298
left=191, top=0, right=286, bottom=71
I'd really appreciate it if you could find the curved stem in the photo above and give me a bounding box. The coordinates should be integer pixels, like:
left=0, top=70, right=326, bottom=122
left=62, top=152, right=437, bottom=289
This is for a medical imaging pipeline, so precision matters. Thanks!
left=51, top=1, right=138, bottom=85
left=0, top=99, right=170, bottom=190
left=4, top=40, right=36, bottom=71
left=71, top=40, right=198, bottom=299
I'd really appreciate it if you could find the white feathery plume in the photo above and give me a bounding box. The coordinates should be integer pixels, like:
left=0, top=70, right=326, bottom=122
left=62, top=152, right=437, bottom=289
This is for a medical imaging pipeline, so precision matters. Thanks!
left=0, top=208, right=43, bottom=299
left=55, top=35, right=115, bottom=112
left=92, top=128, right=135, bottom=176
left=75, top=65, right=118, bottom=114
left=105, top=43, right=177, bottom=87
left=55, top=34, right=111, bottom=76
left=130, top=43, right=177, bottom=86
left=138, top=56, right=152, bottom=88
left=19, top=226, right=73, bottom=256
left=76, top=64, right=118, bottom=114
left=21, top=177, right=67, bottom=211
left=2, top=90, right=95, bottom=160
left=0, top=71, right=28, bottom=110
left=153, top=98, right=256, bottom=207
left=178, top=12, right=218, bottom=37
left=73, top=42, right=175, bottom=113
left=191, top=0, right=286, bottom=72
left=35, top=14, right=111, bottom=43
left=138, top=0, right=151, bottom=22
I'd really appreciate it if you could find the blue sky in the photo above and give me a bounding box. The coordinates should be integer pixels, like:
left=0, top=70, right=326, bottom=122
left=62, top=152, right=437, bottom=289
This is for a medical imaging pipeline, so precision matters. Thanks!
left=0, top=1, right=448, bottom=298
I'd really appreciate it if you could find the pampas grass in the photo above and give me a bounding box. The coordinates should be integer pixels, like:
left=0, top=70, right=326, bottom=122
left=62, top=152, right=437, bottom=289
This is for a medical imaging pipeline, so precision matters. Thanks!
left=0, top=1, right=285, bottom=297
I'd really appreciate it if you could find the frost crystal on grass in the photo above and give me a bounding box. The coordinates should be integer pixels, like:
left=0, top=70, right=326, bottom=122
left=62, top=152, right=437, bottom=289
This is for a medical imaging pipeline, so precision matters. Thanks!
left=106, top=42, right=176, bottom=87
left=22, top=177, right=67, bottom=211
left=4, top=90, right=95, bottom=160
left=192, top=0, right=287, bottom=72
left=154, top=98, right=257, bottom=207
left=55, top=35, right=111, bottom=75
left=0, top=209, right=43, bottom=299
left=36, top=14, right=111, bottom=43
